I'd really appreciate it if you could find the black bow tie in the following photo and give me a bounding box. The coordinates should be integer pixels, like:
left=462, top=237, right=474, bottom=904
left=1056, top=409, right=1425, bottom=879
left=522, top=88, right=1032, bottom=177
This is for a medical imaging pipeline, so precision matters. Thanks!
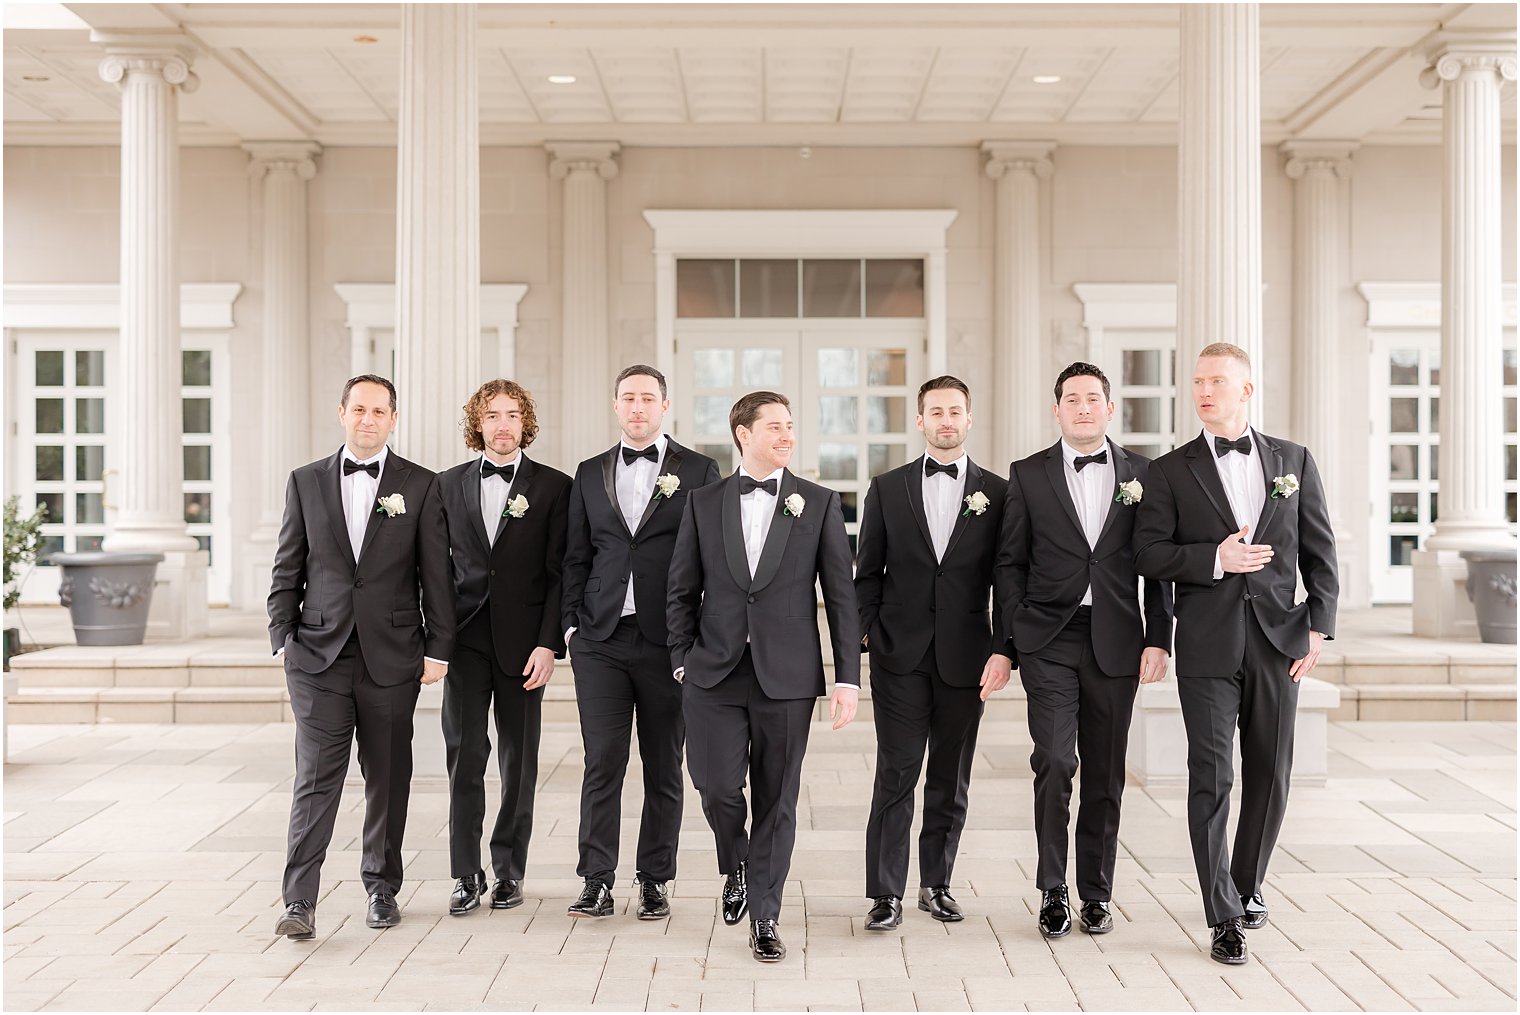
left=1214, top=435, right=1252, bottom=458
left=343, top=459, right=379, bottom=479
left=622, top=445, right=659, bottom=466
left=482, top=460, right=515, bottom=483
left=739, top=476, right=778, bottom=497
left=924, top=458, right=959, bottom=479
left=1072, top=450, right=1108, bottom=473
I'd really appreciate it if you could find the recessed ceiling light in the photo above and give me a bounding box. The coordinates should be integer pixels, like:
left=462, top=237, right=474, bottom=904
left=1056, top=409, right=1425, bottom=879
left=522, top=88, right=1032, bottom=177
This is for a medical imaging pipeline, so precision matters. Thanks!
left=1032, top=75, right=1062, bottom=85
left=353, top=35, right=378, bottom=44
left=22, top=75, right=50, bottom=82
left=548, top=74, right=577, bottom=85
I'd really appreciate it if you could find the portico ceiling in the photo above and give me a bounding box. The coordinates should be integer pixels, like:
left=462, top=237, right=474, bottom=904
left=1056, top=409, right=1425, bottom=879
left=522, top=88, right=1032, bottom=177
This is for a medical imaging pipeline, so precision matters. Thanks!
left=4, top=3, right=1515, bottom=147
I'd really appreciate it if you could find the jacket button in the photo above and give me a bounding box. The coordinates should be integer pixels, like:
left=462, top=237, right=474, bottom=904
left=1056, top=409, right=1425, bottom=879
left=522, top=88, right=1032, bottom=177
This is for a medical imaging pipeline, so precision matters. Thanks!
left=629, top=541, right=637, bottom=549
left=747, top=595, right=756, bottom=604
left=354, top=578, right=364, bottom=588
left=490, top=570, right=496, bottom=577
left=936, top=569, right=945, bottom=577
left=1090, top=558, right=1099, bottom=566
left=1243, top=593, right=1252, bottom=601
left=620, top=577, right=628, bottom=584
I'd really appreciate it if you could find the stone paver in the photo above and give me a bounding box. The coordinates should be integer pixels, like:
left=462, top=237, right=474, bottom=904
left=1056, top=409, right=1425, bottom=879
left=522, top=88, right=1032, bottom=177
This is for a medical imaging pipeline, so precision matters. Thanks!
left=4, top=719, right=1515, bottom=1011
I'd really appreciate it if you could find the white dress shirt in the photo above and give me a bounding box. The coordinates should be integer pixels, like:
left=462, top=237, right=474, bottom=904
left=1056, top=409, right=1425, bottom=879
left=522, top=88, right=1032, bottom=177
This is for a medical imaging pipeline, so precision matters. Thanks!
left=617, top=433, right=668, bottom=616
left=1207, top=425, right=1267, bottom=580
left=921, top=452, right=968, bottom=563
left=341, top=445, right=388, bottom=560
left=1060, top=440, right=1116, bottom=606
left=479, top=450, right=521, bottom=545
left=738, top=464, right=779, bottom=577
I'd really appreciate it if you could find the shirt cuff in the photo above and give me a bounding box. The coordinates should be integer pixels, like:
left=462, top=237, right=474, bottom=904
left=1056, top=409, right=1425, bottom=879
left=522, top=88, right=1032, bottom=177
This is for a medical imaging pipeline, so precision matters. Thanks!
left=565, top=627, right=576, bottom=645
left=274, top=647, right=284, bottom=657
left=1213, top=550, right=1224, bottom=581
left=424, top=656, right=447, bottom=666
left=834, top=682, right=860, bottom=689
left=673, top=666, right=685, bottom=683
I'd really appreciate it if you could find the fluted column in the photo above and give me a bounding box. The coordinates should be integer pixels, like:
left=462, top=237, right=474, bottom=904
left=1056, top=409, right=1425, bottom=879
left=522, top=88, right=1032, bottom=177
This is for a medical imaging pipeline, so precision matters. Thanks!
left=395, top=3, right=479, bottom=471
left=1412, top=35, right=1517, bottom=636
left=95, top=34, right=206, bottom=639
left=984, top=141, right=1055, bottom=465
left=243, top=141, right=319, bottom=608
left=549, top=141, right=619, bottom=466
left=1177, top=3, right=1262, bottom=437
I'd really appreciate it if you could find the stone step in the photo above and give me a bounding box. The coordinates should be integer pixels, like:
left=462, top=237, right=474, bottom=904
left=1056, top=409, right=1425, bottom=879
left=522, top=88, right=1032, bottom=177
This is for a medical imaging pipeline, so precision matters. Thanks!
left=1330, top=683, right=1516, bottom=721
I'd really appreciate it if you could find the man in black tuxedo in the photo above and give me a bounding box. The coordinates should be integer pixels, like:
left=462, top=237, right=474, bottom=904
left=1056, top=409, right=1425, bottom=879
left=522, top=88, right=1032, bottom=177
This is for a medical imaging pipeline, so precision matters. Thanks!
left=996, top=362, right=1173, bottom=940
left=855, top=376, right=1012, bottom=931
left=1134, top=342, right=1337, bottom=965
left=667, top=390, right=861, bottom=963
left=268, top=374, right=454, bottom=939
left=436, top=380, right=571, bottom=917
left=560, top=364, right=720, bottom=920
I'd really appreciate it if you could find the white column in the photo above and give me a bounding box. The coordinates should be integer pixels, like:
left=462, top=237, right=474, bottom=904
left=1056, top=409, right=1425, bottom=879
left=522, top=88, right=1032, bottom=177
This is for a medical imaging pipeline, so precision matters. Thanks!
left=549, top=141, right=619, bottom=466
left=95, top=34, right=207, bottom=640
left=1176, top=3, right=1262, bottom=438
left=983, top=141, right=1054, bottom=465
left=395, top=2, right=479, bottom=471
left=1412, top=35, right=1517, bottom=637
left=243, top=142, right=319, bottom=609
left=1283, top=141, right=1357, bottom=602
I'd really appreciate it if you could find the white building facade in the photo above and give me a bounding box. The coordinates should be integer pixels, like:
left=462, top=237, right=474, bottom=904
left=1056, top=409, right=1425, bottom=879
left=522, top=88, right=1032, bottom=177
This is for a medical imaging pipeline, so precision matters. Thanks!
left=4, top=3, right=1516, bottom=636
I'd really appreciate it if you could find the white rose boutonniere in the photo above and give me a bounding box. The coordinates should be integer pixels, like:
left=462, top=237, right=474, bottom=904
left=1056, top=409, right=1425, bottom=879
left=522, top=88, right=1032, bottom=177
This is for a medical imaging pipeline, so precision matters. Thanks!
left=1271, top=474, right=1300, bottom=500
left=784, top=493, right=805, bottom=518
left=655, top=474, right=681, bottom=499
left=1115, top=480, right=1144, bottom=506
left=962, top=491, right=990, bottom=517
left=503, top=494, right=530, bottom=519
left=376, top=493, right=406, bottom=517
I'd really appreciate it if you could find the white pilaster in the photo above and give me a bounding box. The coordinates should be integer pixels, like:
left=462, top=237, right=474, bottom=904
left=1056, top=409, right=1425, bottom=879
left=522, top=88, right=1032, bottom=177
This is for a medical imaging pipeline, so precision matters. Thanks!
left=1176, top=3, right=1262, bottom=438
left=242, top=142, right=319, bottom=610
left=1283, top=140, right=1359, bottom=605
left=550, top=141, right=619, bottom=466
left=1412, top=34, right=1517, bottom=637
left=395, top=3, right=480, bottom=471
left=95, top=34, right=207, bottom=640
left=984, top=141, right=1055, bottom=465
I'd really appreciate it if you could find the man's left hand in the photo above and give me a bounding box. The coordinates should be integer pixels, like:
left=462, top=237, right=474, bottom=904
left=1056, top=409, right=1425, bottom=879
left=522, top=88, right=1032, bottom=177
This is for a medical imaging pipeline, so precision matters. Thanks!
left=830, top=686, right=859, bottom=730
left=421, top=659, right=448, bottom=685
left=1290, top=631, right=1325, bottom=683
left=523, top=647, right=555, bottom=690
left=978, top=653, right=1013, bottom=701
left=1138, top=647, right=1169, bottom=684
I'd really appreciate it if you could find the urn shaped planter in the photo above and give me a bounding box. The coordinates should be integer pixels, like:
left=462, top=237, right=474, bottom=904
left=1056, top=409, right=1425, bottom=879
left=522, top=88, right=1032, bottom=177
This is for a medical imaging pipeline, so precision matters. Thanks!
left=1460, top=548, right=1517, bottom=645
left=48, top=552, right=164, bottom=646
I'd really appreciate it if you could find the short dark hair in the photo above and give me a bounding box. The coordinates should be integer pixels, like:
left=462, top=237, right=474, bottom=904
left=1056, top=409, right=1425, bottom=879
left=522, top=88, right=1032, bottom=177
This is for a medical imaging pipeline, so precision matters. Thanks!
left=342, top=373, right=397, bottom=412
left=729, top=390, right=790, bottom=453
left=1053, top=362, right=1111, bottom=403
left=917, top=375, right=970, bottom=414
left=615, top=363, right=668, bottom=401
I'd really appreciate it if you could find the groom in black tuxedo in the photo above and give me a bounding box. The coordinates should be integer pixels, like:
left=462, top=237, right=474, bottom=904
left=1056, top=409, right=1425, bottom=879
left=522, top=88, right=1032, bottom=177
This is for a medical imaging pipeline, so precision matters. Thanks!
left=1134, top=342, right=1337, bottom=965
left=268, top=374, right=454, bottom=939
left=996, top=362, right=1172, bottom=940
left=560, top=365, right=720, bottom=920
left=854, top=376, right=1012, bottom=931
left=667, top=390, right=861, bottom=963
left=436, top=380, right=571, bottom=917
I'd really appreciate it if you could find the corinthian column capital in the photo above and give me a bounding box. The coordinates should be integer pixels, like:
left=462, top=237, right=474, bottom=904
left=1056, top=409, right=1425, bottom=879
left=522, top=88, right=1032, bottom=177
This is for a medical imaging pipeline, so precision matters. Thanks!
left=547, top=141, right=621, bottom=181
left=1281, top=140, right=1356, bottom=181
left=1420, top=33, right=1517, bottom=87
left=981, top=140, right=1056, bottom=180
left=93, top=33, right=200, bottom=92
left=244, top=141, right=322, bottom=181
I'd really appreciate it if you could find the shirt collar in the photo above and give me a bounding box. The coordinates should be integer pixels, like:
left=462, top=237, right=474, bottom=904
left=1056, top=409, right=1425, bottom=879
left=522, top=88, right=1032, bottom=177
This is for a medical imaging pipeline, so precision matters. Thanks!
left=1202, top=424, right=1254, bottom=452
left=739, top=464, right=782, bottom=489
left=1059, top=440, right=1110, bottom=468
left=923, top=451, right=968, bottom=476
left=480, top=450, right=522, bottom=473
left=619, top=433, right=668, bottom=459
left=342, top=445, right=388, bottom=469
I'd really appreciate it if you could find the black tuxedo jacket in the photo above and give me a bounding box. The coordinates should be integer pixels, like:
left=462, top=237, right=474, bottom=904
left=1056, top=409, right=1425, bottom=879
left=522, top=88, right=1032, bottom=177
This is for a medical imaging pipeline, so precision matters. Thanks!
left=268, top=447, right=455, bottom=686
left=438, top=454, right=573, bottom=672
left=996, top=439, right=1173, bottom=677
left=667, top=470, right=861, bottom=700
left=561, top=439, right=721, bottom=645
left=854, top=456, right=1012, bottom=685
left=1133, top=430, right=1338, bottom=677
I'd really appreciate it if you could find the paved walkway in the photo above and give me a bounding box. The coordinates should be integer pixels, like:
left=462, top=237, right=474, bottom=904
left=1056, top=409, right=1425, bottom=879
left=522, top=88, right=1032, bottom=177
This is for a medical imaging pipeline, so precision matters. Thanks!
left=3, top=718, right=1515, bottom=1012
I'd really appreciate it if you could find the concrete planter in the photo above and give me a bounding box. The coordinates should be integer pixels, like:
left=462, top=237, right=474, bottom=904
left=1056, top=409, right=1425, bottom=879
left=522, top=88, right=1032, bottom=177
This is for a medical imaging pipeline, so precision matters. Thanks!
left=49, top=552, right=164, bottom=646
left=1460, top=548, right=1517, bottom=644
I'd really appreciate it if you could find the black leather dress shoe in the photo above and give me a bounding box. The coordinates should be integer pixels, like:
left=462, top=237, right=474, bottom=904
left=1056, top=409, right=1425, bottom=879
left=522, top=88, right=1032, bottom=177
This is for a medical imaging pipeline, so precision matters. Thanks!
left=1210, top=917, right=1249, bottom=964
left=1039, top=885, right=1072, bottom=938
left=721, top=862, right=748, bottom=926
left=1240, top=892, right=1268, bottom=929
left=635, top=876, right=670, bottom=920
left=567, top=879, right=613, bottom=918
left=1078, top=900, right=1113, bottom=934
left=749, top=919, right=786, bottom=962
left=491, top=879, right=524, bottom=910
left=918, top=886, right=964, bottom=922
left=274, top=899, right=315, bottom=940
left=366, top=892, right=401, bottom=929
left=449, top=872, right=485, bottom=916
left=864, top=896, right=902, bottom=931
